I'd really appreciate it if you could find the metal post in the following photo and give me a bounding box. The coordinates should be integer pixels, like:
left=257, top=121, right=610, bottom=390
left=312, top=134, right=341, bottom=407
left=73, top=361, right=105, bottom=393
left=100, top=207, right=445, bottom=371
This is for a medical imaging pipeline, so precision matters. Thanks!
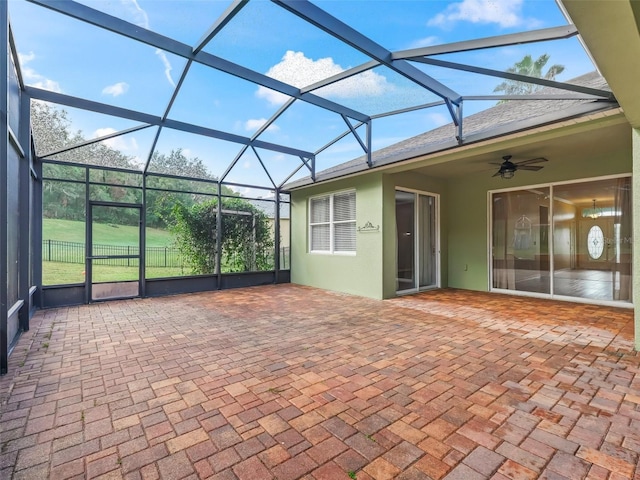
left=32, top=101, right=43, bottom=308
left=85, top=167, right=91, bottom=304
left=216, top=183, right=222, bottom=289
left=251, top=213, right=256, bottom=271
left=366, top=121, right=372, bottom=168
left=457, top=102, right=463, bottom=145
left=274, top=189, right=281, bottom=283
left=139, top=176, right=145, bottom=297
left=1, top=0, right=9, bottom=374
left=18, top=73, right=30, bottom=331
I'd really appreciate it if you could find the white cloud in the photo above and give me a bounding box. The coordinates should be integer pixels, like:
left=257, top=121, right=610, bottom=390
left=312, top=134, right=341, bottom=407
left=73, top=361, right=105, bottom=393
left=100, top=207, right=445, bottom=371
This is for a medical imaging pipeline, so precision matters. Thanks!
left=426, top=112, right=450, bottom=127
left=18, top=51, right=63, bottom=93
left=242, top=161, right=252, bottom=169
left=257, top=51, right=392, bottom=106
left=93, top=127, right=139, bottom=153
left=18, top=52, right=36, bottom=64
left=244, top=118, right=280, bottom=133
left=102, top=82, right=130, bottom=97
left=121, top=0, right=150, bottom=28
left=406, top=36, right=440, bottom=50
left=120, top=0, right=175, bottom=86
left=155, top=49, right=175, bottom=87
left=428, top=0, right=524, bottom=28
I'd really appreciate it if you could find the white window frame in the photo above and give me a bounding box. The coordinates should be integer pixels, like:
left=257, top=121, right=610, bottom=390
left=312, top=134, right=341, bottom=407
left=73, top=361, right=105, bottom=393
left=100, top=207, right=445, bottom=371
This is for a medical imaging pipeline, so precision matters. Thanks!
left=309, top=189, right=356, bottom=255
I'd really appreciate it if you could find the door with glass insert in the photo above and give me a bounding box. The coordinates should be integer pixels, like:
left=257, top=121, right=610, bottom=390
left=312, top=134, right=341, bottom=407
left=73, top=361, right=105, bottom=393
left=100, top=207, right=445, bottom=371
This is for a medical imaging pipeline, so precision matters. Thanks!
left=88, top=202, right=142, bottom=301
left=395, top=190, right=439, bottom=294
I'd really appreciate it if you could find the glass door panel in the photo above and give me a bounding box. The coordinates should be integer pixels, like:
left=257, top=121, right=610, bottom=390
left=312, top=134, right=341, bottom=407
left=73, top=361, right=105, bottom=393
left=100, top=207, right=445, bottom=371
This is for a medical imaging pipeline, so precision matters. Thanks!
left=418, top=194, right=437, bottom=288
left=492, top=188, right=550, bottom=294
left=396, top=191, right=415, bottom=292
left=552, top=178, right=632, bottom=302
left=89, top=204, right=141, bottom=301
left=396, top=190, right=439, bottom=294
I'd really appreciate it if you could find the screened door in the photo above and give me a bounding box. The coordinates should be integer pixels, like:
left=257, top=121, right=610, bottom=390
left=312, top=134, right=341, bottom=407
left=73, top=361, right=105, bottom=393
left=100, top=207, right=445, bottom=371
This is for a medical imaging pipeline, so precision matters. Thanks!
left=88, top=202, right=142, bottom=301
left=396, top=190, right=439, bottom=294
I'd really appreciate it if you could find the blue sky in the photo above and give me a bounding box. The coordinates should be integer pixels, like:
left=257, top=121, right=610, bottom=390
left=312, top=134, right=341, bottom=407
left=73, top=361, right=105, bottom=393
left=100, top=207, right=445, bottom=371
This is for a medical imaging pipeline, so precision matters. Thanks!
left=9, top=0, right=596, bottom=195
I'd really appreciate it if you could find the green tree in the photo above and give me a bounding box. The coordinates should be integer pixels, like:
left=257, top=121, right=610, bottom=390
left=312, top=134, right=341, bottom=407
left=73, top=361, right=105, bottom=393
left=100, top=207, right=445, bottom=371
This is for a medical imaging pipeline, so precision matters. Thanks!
left=493, top=54, right=565, bottom=99
left=32, top=101, right=134, bottom=169
left=169, top=197, right=274, bottom=274
left=149, top=148, right=211, bottom=179
left=33, top=102, right=271, bottom=276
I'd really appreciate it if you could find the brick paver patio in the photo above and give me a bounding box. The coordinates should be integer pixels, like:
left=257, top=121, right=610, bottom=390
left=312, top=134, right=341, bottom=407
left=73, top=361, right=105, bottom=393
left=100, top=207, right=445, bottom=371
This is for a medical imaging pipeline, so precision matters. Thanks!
left=1, top=285, right=638, bottom=479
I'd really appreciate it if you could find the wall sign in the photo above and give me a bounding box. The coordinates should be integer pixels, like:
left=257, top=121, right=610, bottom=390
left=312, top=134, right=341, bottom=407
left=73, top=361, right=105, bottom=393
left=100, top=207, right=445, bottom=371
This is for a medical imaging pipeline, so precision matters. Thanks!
left=358, top=221, right=380, bottom=233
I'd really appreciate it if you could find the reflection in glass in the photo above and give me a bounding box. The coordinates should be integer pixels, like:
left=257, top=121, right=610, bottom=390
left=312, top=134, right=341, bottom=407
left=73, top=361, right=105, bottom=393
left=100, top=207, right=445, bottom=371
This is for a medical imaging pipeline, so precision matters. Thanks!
left=492, top=177, right=632, bottom=304
left=396, top=190, right=415, bottom=292
left=552, top=177, right=632, bottom=302
left=418, top=195, right=437, bottom=288
left=396, top=190, right=438, bottom=293
left=492, top=188, right=550, bottom=294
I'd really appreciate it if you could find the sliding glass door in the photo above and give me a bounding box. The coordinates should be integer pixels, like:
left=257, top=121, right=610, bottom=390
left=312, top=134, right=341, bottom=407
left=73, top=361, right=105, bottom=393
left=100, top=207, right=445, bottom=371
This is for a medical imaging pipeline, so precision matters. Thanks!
left=492, top=188, right=550, bottom=294
left=396, top=189, right=439, bottom=294
left=491, top=176, right=632, bottom=304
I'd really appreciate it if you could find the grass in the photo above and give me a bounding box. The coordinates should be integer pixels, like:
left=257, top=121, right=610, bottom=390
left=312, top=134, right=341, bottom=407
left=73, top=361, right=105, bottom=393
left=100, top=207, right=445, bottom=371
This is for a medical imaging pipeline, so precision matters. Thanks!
left=43, top=262, right=188, bottom=285
left=42, top=218, right=185, bottom=285
left=43, top=218, right=174, bottom=247
left=41, top=218, right=274, bottom=285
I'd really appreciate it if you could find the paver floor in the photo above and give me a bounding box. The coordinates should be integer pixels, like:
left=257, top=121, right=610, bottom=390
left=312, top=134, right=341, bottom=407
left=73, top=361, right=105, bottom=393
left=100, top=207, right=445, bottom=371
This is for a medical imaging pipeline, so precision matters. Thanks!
left=0, top=285, right=638, bottom=480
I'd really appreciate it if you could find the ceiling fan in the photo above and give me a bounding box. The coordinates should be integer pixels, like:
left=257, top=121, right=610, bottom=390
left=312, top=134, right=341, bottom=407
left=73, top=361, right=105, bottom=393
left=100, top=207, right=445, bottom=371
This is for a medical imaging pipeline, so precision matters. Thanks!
left=491, top=155, right=548, bottom=179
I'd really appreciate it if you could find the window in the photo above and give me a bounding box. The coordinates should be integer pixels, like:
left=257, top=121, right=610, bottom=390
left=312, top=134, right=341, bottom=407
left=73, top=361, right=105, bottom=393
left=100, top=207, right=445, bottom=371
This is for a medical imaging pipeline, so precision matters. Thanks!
left=309, top=190, right=356, bottom=254
left=587, top=225, right=605, bottom=259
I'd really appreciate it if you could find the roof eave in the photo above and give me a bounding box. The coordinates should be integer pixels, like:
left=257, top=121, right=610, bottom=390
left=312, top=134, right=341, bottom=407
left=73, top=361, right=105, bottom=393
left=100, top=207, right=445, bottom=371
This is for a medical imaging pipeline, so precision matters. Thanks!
left=285, top=101, right=621, bottom=190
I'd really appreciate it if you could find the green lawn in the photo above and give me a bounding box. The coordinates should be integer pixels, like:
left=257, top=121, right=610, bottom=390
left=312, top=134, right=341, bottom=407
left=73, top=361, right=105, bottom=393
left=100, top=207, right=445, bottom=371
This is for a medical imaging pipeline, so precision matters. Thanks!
left=43, top=218, right=174, bottom=247
left=43, top=261, right=189, bottom=285
left=42, top=218, right=186, bottom=285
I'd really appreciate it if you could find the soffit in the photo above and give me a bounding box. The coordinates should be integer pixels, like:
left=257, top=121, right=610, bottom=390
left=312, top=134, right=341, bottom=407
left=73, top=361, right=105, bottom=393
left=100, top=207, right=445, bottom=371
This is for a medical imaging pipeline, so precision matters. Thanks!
left=408, top=117, right=630, bottom=180
left=562, top=0, right=640, bottom=128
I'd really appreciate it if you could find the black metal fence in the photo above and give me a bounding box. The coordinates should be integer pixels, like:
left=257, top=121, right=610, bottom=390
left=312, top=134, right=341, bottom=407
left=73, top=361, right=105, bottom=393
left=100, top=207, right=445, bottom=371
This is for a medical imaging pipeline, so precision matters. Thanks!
left=43, top=239, right=290, bottom=269
left=42, top=240, right=183, bottom=267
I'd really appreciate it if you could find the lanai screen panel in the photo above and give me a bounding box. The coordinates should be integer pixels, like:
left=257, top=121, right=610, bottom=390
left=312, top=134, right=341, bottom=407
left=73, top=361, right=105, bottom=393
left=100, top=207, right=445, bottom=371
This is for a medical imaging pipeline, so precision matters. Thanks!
left=10, top=0, right=613, bottom=187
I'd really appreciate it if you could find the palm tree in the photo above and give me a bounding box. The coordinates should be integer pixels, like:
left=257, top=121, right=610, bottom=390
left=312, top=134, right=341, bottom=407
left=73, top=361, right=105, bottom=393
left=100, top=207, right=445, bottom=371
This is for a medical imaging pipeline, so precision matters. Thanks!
left=493, top=54, right=565, bottom=98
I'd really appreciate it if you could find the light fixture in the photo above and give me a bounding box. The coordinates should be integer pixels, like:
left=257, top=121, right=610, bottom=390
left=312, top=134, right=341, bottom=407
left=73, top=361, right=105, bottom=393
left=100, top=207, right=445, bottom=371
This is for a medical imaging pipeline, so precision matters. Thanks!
left=500, top=168, right=515, bottom=180
left=589, top=199, right=601, bottom=219
left=498, top=158, right=517, bottom=179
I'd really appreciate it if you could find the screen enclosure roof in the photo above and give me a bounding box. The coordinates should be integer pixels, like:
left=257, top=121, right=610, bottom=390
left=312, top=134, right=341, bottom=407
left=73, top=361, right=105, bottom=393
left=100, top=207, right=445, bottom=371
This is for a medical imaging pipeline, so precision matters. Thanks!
left=8, top=0, right=617, bottom=191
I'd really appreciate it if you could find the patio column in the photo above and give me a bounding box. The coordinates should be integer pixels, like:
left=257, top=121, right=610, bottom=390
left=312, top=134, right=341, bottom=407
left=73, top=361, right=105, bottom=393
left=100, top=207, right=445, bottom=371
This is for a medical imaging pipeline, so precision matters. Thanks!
left=633, top=128, right=640, bottom=350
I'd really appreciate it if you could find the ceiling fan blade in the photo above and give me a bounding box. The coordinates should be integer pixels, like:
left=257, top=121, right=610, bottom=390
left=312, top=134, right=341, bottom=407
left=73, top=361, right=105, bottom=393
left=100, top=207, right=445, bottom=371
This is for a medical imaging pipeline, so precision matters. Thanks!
left=518, top=165, right=544, bottom=171
left=516, top=157, right=548, bottom=166
left=492, top=170, right=502, bottom=177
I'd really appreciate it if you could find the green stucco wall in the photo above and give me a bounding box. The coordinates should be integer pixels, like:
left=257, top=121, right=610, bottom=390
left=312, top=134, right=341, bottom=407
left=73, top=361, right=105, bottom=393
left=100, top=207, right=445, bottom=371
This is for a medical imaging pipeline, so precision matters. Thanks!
left=291, top=170, right=447, bottom=300
left=290, top=173, right=385, bottom=299
left=291, top=121, right=633, bottom=304
left=447, top=145, right=632, bottom=292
